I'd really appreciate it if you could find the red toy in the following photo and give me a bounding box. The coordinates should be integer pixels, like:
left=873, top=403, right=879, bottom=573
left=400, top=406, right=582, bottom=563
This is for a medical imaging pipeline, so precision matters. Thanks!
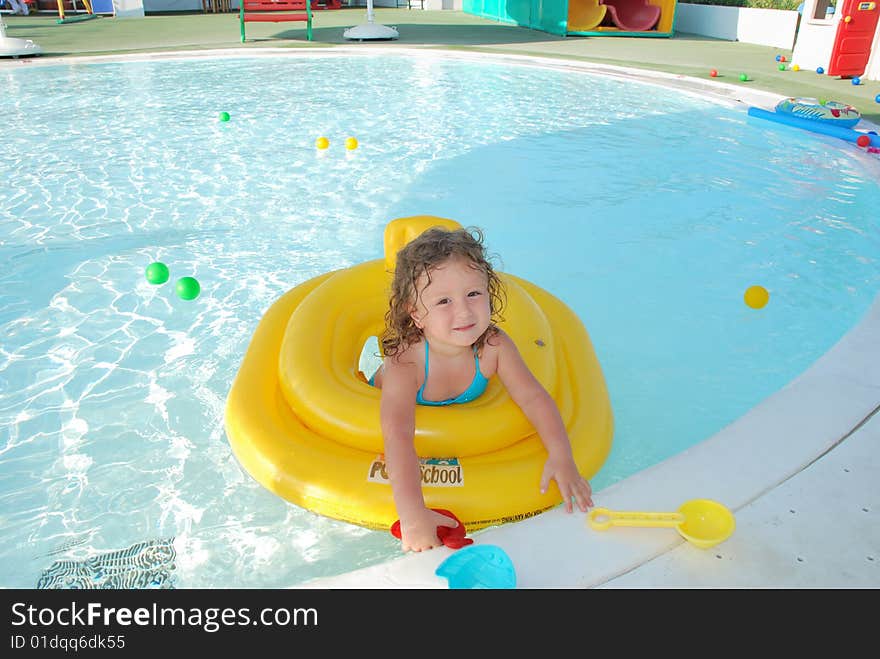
left=390, top=508, right=474, bottom=549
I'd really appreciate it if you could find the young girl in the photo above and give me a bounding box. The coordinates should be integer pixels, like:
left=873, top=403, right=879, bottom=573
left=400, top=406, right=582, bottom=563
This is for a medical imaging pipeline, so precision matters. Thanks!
left=372, top=225, right=593, bottom=552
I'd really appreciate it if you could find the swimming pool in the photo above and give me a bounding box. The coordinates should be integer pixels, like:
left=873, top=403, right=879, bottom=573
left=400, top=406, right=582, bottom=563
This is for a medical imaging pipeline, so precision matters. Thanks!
left=2, top=51, right=879, bottom=588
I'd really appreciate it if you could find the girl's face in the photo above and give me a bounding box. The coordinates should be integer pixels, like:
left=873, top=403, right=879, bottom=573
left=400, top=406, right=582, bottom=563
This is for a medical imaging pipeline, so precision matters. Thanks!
left=410, top=256, right=491, bottom=350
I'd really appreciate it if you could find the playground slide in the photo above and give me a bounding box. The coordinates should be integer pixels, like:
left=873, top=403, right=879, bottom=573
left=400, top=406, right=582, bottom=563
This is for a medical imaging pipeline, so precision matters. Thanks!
left=568, top=0, right=607, bottom=32
left=603, top=0, right=661, bottom=31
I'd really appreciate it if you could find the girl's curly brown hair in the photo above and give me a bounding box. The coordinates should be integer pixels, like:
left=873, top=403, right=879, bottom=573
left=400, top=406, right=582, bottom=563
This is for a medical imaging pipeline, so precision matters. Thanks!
left=381, top=226, right=506, bottom=359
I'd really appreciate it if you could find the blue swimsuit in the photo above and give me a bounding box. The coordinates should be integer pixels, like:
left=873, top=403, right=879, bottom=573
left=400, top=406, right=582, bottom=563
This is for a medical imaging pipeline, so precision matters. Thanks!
left=416, top=341, right=489, bottom=406
left=369, top=341, right=489, bottom=406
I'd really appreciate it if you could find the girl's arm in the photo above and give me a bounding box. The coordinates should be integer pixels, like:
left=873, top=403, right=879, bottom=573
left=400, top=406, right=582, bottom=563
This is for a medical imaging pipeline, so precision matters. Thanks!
left=380, top=357, right=457, bottom=551
left=494, top=331, right=594, bottom=512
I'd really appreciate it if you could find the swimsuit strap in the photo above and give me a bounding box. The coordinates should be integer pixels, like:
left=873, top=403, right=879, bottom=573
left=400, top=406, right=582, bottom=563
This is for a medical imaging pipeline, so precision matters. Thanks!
left=416, top=341, right=431, bottom=402
left=424, top=340, right=431, bottom=387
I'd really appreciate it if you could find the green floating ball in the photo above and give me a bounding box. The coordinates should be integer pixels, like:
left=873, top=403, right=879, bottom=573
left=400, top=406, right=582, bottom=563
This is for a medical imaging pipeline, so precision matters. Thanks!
left=145, top=261, right=170, bottom=285
left=219, top=111, right=231, bottom=122
left=175, top=276, right=201, bottom=301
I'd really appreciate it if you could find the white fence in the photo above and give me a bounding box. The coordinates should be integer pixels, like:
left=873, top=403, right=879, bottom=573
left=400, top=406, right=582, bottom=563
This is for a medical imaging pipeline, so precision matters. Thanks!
left=675, top=3, right=800, bottom=51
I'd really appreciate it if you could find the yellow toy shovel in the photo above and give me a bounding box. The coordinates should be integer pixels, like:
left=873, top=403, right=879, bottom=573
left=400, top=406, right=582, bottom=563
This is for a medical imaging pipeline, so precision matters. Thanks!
left=587, top=499, right=735, bottom=549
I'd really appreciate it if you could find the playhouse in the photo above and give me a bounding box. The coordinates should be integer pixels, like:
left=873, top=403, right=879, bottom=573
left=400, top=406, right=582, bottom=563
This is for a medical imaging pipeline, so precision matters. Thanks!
left=791, top=0, right=880, bottom=81
left=463, top=0, right=677, bottom=38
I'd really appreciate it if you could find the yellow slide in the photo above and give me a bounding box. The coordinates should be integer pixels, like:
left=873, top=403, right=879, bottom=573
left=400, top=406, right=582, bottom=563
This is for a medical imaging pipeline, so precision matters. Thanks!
left=568, top=0, right=607, bottom=31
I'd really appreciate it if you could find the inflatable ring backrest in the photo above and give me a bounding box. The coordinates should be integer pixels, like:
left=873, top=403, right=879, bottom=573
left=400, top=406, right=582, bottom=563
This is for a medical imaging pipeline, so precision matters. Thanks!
left=383, top=215, right=463, bottom=271
left=277, top=219, right=559, bottom=457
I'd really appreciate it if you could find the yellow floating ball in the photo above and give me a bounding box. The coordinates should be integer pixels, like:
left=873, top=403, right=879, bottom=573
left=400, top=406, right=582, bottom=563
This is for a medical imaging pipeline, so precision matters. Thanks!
left=315, top=136, right=330, bottom=150
left=345, top=137, right=359, bottom=151
left=792, top=64, right=800, bottom=72
left=744, top=285, right=770, bottom=309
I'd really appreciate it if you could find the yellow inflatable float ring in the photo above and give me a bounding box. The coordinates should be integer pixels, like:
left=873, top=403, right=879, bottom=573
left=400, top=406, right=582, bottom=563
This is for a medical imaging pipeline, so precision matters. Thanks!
left=225, top=216, right=614, bottom=531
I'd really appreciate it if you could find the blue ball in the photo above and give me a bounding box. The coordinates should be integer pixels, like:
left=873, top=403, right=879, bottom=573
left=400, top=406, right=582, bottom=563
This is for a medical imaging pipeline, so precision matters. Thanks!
left=775, top=55, right=781, bottom=62
left=876, top=94, right=880, bottom=104
left=852, top=76, right=861, bottom=86
left=816, top=66, right=824, bottom=74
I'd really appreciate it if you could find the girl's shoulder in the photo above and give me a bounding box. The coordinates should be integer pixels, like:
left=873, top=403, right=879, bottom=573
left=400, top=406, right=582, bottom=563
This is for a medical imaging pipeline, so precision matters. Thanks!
left=379, top=339, right=425, bottom=393
left=383, top=339, right=425, bottom=373
left=483, top=327, right=516, bottom=353
left=476, top=327, right=514, bottom=376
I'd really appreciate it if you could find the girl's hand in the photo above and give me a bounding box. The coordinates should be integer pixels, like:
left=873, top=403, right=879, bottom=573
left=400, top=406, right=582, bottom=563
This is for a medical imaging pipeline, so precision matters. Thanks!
left=540, top=454, right=594, bottom=513
left=398, top=508, right=460, bottom=552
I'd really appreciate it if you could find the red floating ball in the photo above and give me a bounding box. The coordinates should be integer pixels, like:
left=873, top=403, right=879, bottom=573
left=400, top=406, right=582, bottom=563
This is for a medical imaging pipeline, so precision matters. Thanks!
left=856, top=134, right=870, bottom=148
left=710, top=69, right=718, bottom=77
left=780, top=56, right=786, bottom=62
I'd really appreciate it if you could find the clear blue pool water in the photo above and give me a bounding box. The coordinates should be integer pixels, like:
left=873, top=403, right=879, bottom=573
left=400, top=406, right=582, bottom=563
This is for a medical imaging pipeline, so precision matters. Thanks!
left=2, top=53, right=879, bottom=588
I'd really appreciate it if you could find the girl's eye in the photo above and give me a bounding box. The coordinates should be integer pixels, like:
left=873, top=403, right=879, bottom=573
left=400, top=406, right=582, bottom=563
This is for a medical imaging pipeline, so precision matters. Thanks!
left=467, top=291, right=482, bottom=297
left=436, top=298, right=450, bottom=305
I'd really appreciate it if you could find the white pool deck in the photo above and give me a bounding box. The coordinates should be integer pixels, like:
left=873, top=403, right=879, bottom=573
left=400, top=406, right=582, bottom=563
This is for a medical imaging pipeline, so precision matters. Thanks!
left=296, top=52, right=880, bottom=589
left=8, top=49, right=876, bottom=589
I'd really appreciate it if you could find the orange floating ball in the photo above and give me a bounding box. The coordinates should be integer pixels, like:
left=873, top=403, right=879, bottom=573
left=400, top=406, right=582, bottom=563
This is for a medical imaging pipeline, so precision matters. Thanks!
left=744, top=285, right=770, bottom=309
